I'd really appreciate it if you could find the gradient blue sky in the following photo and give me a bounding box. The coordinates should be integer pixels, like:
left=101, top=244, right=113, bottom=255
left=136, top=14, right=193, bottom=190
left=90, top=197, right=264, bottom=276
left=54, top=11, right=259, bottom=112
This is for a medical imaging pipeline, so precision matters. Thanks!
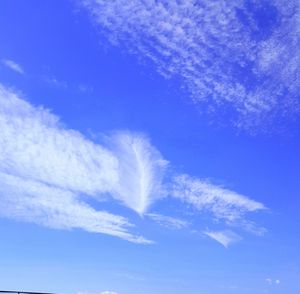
left=0, top=1, right=300, bottom=294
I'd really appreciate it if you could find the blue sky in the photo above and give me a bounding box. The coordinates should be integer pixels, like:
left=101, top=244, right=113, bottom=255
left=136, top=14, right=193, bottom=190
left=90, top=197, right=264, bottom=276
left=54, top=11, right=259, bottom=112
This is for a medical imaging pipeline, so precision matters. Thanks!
left=0, top=1, right=300, bottom=293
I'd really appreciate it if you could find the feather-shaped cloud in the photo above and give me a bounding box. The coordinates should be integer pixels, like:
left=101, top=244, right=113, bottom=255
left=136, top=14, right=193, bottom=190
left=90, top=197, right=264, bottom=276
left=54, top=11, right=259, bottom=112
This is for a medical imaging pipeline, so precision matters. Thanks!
left=0, top=83, right=265, bottom=244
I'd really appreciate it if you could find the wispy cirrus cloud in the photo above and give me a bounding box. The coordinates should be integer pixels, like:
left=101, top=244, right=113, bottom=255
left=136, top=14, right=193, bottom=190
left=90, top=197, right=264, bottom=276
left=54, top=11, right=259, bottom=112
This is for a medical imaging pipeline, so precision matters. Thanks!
left=108, top=132, right=167, bottom=215
left=0, top=83, right=265, bottom=244
left=171, top=174, right=265, bottom=246
left=81, top=0, right=300, bottom=128
left=0, top=172, right=148, bottom=243
left=204, top=230, right=242, bottom=248
left=0, top=83, right=158, bottom=243
left=1, top=59, right=24, bottom=74
left=147, top=213, right=189, bottom=230
left=172, top=174, right=265, bottom=222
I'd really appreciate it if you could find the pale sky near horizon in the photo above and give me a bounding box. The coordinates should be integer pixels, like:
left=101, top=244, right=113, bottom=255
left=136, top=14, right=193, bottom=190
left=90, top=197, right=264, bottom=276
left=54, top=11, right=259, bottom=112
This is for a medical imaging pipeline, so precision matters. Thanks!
left=0, top=1, right=300, bottom=293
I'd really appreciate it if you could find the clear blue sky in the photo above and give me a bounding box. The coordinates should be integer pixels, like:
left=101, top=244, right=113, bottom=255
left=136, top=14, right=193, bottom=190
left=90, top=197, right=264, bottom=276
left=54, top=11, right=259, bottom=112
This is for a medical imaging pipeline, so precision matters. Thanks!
left=0, top=1, right=300, bottom=294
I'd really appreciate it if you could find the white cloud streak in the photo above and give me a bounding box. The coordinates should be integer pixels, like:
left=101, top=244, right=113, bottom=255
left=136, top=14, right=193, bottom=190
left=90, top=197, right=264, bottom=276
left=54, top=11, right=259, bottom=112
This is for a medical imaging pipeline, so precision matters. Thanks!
left=0, top=84, right=118, bottom=195
left=0, top=83, right=160, bottom=243
left=172, top=174, right=265, bottom=222
left=147, top=213, right=189, bottom=230
left=0, top=83, right=266, bottom=244
left=1, top=59, right=24, bottom=74
left=204, top=230, right=242, bottom=248
left=0, top=172, right=148, bottom=243
left=81, top=0, right=300, bottom=128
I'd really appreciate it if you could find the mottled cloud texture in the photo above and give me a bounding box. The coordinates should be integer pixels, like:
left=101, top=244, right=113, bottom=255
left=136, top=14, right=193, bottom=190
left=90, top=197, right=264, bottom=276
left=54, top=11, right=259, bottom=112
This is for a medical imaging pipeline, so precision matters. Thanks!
left=81, top=0, right=300, bottom=129
left=0, top=83, right=265, bottom=244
